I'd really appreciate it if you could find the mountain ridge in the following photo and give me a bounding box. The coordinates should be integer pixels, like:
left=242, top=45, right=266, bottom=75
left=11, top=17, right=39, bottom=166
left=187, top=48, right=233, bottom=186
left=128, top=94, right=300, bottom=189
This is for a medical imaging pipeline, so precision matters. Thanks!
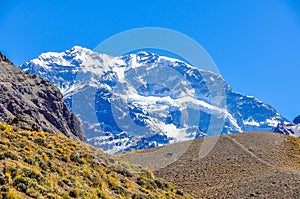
left=19, top=46, right=288, bottom=153
left=273, top=115, right=300, bottom=137
left=0, top=52, right=13, bottom=65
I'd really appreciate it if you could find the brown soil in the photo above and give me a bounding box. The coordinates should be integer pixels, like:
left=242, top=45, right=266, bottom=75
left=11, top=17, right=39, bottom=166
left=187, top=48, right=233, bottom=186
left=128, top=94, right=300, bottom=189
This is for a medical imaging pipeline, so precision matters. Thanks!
left=119, top=133, right=300, bottom=198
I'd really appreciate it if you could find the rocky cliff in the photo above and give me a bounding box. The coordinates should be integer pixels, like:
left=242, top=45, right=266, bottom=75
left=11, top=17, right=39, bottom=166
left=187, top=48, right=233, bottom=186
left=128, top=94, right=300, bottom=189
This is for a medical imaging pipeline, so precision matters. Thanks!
left=0, top=52, right=85, bottom=141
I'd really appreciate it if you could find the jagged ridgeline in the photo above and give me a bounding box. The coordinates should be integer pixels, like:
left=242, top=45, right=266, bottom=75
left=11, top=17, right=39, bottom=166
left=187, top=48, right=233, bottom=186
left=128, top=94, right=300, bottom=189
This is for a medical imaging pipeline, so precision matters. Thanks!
left=20, top=47, right=287, bottom=153
left=0, top=123, right=191, bottom=198
left=273, top=115, right=300, bottom=137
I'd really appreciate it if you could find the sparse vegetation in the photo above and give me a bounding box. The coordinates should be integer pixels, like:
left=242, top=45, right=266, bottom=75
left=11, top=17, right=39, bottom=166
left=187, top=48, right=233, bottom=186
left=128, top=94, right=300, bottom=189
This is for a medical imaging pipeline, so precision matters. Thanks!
left=121, top=133, right=300, bottom=198
left=287, top=136, right=300, bottom=167
left=288, top=136, right=300, bottom=154
left=0, top=122, right=191, bottom=198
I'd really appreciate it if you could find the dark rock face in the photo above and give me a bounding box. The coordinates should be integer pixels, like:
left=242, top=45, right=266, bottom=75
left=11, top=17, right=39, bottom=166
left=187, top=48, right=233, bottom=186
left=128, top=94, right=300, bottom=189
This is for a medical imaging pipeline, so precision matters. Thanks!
left=273, top=123, right=295, bottom=135
left=293, top=115, right=300, bottom=125
left=273, top=115, right=300, bottom=137
left=0, top=53, right=13, bottom=65
left=8, top=115, right=42, bottom=132
left=0, top=52, right=86, bottom=141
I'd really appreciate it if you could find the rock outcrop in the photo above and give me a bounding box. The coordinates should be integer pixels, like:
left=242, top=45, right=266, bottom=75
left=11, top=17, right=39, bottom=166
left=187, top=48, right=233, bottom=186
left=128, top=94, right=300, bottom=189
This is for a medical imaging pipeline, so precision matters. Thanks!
left=273, top=115, right=300, bottom=137
left=0, top=52, right=86, bottom=141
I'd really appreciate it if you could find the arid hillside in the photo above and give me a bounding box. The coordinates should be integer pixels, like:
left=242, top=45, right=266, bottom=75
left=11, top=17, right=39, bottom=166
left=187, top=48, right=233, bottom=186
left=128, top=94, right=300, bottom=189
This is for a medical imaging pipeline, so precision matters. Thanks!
left=120, top=133, right=300, bottom=198
left=0, top=122, right=191, bottom=198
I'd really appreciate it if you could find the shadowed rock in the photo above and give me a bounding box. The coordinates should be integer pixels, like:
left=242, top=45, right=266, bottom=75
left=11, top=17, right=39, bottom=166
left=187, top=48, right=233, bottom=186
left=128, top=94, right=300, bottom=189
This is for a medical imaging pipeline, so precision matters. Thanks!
left=293, top=115, right=300, bottom=124
left=0, top=52, right=86, bottom=141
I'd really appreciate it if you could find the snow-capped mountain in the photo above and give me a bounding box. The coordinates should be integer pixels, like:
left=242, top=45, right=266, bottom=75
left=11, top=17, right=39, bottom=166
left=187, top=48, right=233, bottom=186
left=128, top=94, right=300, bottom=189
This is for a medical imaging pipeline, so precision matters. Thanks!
left=20, top=46, right=288, bottom=153
left=273, top=115, right=300, bottom=137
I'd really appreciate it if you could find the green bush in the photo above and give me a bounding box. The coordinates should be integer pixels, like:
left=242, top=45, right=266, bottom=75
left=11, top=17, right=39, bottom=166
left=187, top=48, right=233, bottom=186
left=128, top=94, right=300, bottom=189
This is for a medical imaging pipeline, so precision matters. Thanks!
left=0, top=126, right=7, bottom=131
left=136, top=177, right=157, bottom=191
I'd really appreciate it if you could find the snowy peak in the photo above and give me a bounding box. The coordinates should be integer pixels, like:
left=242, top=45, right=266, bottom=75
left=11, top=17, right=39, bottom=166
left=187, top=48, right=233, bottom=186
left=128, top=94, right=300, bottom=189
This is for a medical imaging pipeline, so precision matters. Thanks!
left=25, top=46, right=115, bottom=72
left=273, top=115, right=300, bottom=137
left=19, top=46, right=288, bottom=153
left=70, top=45, right=90, bottom=52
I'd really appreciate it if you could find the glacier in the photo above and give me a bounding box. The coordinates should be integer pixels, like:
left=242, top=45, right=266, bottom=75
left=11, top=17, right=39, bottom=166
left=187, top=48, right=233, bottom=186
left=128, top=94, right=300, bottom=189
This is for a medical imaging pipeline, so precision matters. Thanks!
left=19, top=46, right=288, bottom=153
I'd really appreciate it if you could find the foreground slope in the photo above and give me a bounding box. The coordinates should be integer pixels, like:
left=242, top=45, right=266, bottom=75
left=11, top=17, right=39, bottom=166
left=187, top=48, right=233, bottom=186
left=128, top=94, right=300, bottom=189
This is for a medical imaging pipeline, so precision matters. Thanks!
left=0, top=123, right=191, bottom=199
left=120, top=133, right=300, bottom=198
left=0, top=52, right=85, bottom=141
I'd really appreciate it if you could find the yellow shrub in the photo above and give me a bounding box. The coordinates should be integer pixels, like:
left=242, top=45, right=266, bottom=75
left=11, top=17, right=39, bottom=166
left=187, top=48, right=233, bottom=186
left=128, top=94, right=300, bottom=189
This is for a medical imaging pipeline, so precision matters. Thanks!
left=57, top=147, right=64, bottom=154
left=6, top=190, right=23, bottom=199
left=25, top=150, right=33, bottom=156
left=140, top=187, right=151, bottom=194
left=123, top=181, right=136, bottom=190
left=108, top=175, right=119, bottom=187
left=47, top=144, right=54, bottom=149
left=82, top=166, right=92, bottom=178
left=57, top=168, right=64, bottom=176
left=57, top=134, right=65, bottom=139
left=96, top=166, right=106, bottom=177
left=42, top=153, right=49, bottom=161
left=5, top=172, right=11, bottom=181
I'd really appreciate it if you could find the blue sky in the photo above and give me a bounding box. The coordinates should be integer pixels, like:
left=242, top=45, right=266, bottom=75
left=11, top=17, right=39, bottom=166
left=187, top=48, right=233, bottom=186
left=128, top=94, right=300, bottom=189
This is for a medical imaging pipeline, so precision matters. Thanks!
left=0, top=0, right=299, bottom=121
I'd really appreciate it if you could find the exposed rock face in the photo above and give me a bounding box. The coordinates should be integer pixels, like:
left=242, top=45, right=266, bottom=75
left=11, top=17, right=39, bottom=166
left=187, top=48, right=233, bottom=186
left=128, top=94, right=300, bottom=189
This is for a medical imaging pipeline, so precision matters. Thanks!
left=0, top=52, right=86, bottom=141
left=293, top=115, right=300, bottom=125
left=8, top=115, right=42, bottom=132
left=273, top=115, right=300, bottom=137
left=19, top=46, right=287, bottom=153
left=273, top=123, right=298, bottom=136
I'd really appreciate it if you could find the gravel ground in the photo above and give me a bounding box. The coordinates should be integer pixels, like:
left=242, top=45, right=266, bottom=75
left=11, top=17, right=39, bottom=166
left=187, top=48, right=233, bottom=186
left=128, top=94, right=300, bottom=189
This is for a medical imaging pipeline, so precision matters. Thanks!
left=119, top=133, right=300, bottom=198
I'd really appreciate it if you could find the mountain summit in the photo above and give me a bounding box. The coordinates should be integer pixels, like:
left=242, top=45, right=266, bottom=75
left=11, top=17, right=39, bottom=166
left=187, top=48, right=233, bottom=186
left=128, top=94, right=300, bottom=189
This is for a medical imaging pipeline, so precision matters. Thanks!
left=20, top=47, right=287, bottom=153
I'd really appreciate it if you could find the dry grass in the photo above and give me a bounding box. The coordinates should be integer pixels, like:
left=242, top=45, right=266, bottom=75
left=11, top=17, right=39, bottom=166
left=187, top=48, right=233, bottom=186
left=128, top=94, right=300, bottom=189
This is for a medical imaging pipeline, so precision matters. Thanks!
left=286, top=136, right=300, bottom=167
left=0, top=122, right=191, bottom=199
